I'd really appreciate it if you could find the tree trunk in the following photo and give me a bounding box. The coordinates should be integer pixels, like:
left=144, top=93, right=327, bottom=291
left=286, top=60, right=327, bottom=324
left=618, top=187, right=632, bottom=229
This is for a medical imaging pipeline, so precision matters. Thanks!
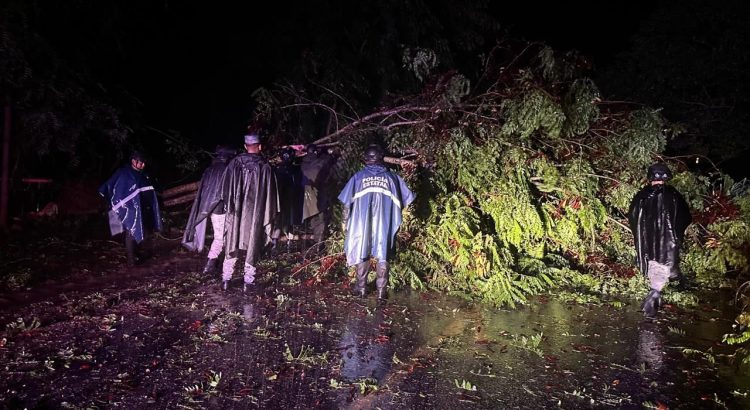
left=163, top=192, right=197, bottom=207
left=162, top=181, right=199, bottom=199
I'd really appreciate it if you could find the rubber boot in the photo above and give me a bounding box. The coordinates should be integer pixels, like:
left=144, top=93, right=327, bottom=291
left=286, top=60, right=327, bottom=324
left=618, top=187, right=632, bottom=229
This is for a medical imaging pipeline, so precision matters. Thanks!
left=243, top=265, right=256, bottom=293
left=125, top=231, right=137, bottom=267
left=351, top=261, right=369, bottom=297
left=203, top=258, right=218, bottom=274
left=641, top=289, right=661, bottom=318
left=376, top=261, right=390, bottom=302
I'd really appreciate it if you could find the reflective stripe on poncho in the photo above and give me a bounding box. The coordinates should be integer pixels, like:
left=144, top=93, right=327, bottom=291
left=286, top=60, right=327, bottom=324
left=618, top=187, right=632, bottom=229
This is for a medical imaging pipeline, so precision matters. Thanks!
left=98, top=166, right=162, bottom=243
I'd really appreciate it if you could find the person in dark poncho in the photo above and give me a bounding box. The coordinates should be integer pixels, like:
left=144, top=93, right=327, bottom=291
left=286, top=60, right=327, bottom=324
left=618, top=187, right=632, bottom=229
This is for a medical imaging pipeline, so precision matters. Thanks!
left=220, top=133, right=279, bottom=291
left=300, top=143, right=337, bottom=252
left=182, top=145, right=237, bottom=273
left=628, top=162, right=692, bottom=317
left=338, top=144, right=415, bottom=301
left=98, top=151, right=162, bottom=267
left=271, top=146, right=304, bottom=250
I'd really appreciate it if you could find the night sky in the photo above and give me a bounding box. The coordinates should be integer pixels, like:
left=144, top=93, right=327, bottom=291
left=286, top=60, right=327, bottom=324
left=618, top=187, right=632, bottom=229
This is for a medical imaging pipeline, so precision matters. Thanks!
left=25, top=1, right=657, bottom=149
left=4, top=0, right=748, bottom=180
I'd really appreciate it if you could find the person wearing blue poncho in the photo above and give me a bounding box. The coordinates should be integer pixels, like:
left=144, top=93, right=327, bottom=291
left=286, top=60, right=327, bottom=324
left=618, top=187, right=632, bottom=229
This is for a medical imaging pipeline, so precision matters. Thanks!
left=338, top=144, right=415, bottom=301
left=98, top=151, right=162, bottom=267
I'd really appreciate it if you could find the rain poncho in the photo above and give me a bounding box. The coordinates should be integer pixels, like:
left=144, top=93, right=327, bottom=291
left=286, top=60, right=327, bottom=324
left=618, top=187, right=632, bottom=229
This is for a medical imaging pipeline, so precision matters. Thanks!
left=98, top=166, right=162, bottom=243
left=274, top=160, right=303, bottom=234
left=338, top=164, right=415, bottom=266
left=182, top=152, right=234, bottom=252
left=301, top=151, right=336, bottom=220
left=221, top=153, right=279, bottom=266
left=627, top=184, right=691, bottom=279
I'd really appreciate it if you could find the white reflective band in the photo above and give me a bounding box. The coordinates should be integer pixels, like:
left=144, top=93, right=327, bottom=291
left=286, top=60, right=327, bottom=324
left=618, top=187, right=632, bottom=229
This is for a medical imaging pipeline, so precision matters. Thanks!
left=352, top=187, right=401, bottom=209
left=111, top=186, right=155, bottom=212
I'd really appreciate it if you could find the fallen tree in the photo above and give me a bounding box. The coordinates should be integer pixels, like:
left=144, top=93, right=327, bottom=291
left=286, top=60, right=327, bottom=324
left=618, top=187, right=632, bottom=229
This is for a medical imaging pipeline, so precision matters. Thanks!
left=253, top=43, right=750, bottom=309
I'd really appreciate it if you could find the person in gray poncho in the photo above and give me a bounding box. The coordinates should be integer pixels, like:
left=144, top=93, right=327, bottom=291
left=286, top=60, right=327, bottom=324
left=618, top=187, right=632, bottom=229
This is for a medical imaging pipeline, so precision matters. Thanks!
left=219, top=133, right=279, bottom=291
left=628, top=162, right=692, bottom=318
left=182, top=145, right=237, bottom=273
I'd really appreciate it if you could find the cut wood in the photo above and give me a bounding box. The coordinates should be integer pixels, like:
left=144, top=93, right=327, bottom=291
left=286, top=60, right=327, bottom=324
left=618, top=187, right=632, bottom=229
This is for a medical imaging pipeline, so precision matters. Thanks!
left=163, top=181, right=199, bottom=198
left=163, top=192, right=197, bottom=207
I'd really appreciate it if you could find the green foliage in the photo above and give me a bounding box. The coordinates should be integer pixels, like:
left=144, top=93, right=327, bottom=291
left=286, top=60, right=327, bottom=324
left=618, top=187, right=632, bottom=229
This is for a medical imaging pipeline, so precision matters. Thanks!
left=562, top=79, right=600, bottom=137
left=603, top=180, right=639, bottom=215
left=264, top=37, right=750, bottom=312
left=670, top=171, right=710, bottom=211
left=603, top=109, right=665, bottom=170
left=402, top=47, right=438, bottom=82
left=731, top=183, right=750, bottom=223
left=500, top=88, right=565, bottom=140
left=682, top=220, right=750, bottom=286
left=724, top=313, right=750, bottom=345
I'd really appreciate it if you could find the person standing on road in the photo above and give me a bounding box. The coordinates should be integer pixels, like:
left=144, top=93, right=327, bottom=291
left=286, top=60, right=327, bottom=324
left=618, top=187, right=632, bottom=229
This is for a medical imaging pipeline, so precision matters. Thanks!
left=270, top=146, right=304, bottom=251
left=338, top=144, right=414, bottom=301
left=628, top=162, right=692, bottom=317
left=98, top=150, right=162, bottom=267
left=220, top=133, right=279, bottom=291
left=300, top=143, right=337, bottom=253
left=182, top=145, right=237, bottom=273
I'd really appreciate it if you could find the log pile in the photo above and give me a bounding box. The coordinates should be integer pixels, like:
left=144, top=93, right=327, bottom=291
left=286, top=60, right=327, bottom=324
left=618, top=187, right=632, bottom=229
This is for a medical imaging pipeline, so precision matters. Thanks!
left=162, top=181, right=198, bottom=208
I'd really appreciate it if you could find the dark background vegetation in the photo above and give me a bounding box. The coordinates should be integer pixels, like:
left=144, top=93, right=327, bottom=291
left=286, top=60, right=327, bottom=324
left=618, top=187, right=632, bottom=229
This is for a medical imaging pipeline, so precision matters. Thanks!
left=1, top=0, right=749, bottom=214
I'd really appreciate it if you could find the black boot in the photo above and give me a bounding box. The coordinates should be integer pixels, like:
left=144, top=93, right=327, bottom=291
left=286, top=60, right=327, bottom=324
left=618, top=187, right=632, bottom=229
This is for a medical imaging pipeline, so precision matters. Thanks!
left=376, top=261, right=389, bottom=302
left=222, top=280, right=229, bottom=291
left=125, top=231, right=138, bottom=267
left=351, top=261, right=369, bottom=297
left=203, top=258, right=218, bottom=274
left=641, top=289, right=661, bottom=318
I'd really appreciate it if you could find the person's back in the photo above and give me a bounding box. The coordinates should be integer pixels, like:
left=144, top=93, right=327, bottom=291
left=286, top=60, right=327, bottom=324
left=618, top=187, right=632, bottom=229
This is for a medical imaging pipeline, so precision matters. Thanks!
left=339, top=144, right=414, bottom=301
left=272, top=148, right=304, bottom=245
left=220, top=134, right=279, bottom=291
left=300, top=144, right=337, bottom=249
left=343, top=164, right=409, bottom=261
left=183, top=146, right=236, bottom=272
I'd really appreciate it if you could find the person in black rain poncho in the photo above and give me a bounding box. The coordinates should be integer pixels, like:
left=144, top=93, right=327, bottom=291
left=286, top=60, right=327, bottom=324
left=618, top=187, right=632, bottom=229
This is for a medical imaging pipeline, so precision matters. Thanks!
left=220, top=134, right=279, bottom=291
left=271, top=146, right=304, bottom=249
left=182, top=145, right=237, bottom=273
left=300, top=143, right=337, bottom=252
left=338, top=144, right=415, bottom=301
left=628, top=162, right=692, bottom=317
left=98, top=151, right=162, bottom=267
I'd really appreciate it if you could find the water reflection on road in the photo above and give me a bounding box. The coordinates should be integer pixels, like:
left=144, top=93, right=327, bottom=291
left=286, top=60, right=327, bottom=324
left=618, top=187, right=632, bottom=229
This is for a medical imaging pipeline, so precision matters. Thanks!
left=327, top=290, right=749, bottom=409
left=338, top=305, right=393, bottom=383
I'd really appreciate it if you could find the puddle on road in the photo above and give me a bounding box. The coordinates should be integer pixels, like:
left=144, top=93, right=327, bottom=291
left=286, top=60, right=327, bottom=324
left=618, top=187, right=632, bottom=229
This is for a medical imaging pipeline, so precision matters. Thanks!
left=323, top=290, right=750, bottom=409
